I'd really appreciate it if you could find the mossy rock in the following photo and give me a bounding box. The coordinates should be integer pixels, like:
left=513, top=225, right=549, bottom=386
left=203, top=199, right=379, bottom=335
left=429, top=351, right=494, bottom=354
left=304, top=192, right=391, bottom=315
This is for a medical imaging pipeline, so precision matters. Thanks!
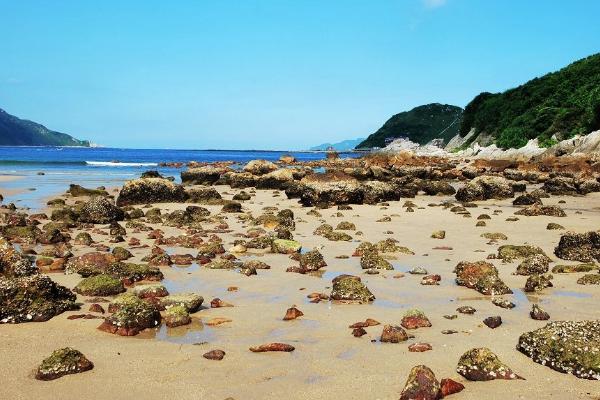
left=205, top=258, right=236, bottom=270
left=313, top=223, right=333, bottom=236
left=132, top=283, right=169, bottom=298
left=577, top=274, right=600, bottom=285
left=74, top=232, right=94, bottom=246
left=497, top=245, right=546, bottom=262
left=481, top=232, right=508, bottom=241
left=360, top=252, right=393, bottom=270
left=1, top=225, right=41, bottom=243
left=457, top=348, right=521, bottom=381
left=336, top=221, right=356, bottom=230
left=552, top=263, right=598, bottom=273
left=100, top=293, right=161, bottom=336
left=431, top=230, right=446, bottom=239
left=160, top=293, right=204, bottom=312
left=112, top=246, right=132, bottom=261
left=164, top=305, right=191, bottom=327
left=74, top=274, right=125, bottom=296
left=271, top=239, right=301, bottom=254
left=517, top=321, right=600, bottom=380
left=330, top=274, right=375, bottom=303
left=299, top=249, right=327, bottom=272
left=35, top=347, right=93, bottom=381
left=323, top=231, right=352, bottom=242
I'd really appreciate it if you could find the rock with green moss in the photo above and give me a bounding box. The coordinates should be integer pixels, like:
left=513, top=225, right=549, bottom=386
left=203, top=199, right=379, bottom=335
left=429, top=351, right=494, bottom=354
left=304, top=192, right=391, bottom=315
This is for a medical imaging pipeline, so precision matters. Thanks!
left=35, top=347, right=93, bottom=381
left=517, top=321, right=600, bottom=380
left=74, top=232, right=94, bottom=246
left=546, top=222, right=564, bottom=230
left=457, top=348, right=522, bottom=381
left=0, top=237, right=37, bottom=277
left=360, top=252, right=393, bottom=270
left=1, top=225, right=41, bottom=244
left=313, top=223, right=333, bottom=236
left=431, top=230, right=445, bottom=239
left=336, top=221, right=356, bottom=230
left=116, top=178, right=188, bottom=206
left=132, top=283, right=169, bottom=298
left=271, top=239, right=301, bottom=254
left=481, top=232, right=508, bottom=241
left=0, top=275, right=78, bottom=323
left=577, top=274, right=600, bottom=285
left=554, top=231, right=600, bottom=263
left=497, top=245, right=546, bottom=262
left=515, top=254, right=551, bottom=275
left=330, top=274, right=375, bottom=303
left=376, top=239, right=414, bottom=254
left=99, top=293, right=161, bottom=336
left=160, top=293, right=204, bottom=312
left=74, top=274, right=125, bottom=296
left=164, top=305, right=191, bottom=327
left=399, top=365, right=441, bottom=400
left=112, top=246, right=132, bottom=261
left=68, top=184, right=108, bottom=197
left=401, top=309, right=432, bottom=329
left=205, top=258, right=236, bottom=270
left=552, top=263, right=598, bottom=273
left=524, top=273, right=553, bottom=292
left=454, top=261, right=512, bottom=295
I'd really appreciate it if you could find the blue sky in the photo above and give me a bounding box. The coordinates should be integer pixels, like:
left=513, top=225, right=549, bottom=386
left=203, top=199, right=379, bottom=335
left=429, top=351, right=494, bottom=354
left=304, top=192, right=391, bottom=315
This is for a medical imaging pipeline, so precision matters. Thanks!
left=1, top=0, right=599, bottom=150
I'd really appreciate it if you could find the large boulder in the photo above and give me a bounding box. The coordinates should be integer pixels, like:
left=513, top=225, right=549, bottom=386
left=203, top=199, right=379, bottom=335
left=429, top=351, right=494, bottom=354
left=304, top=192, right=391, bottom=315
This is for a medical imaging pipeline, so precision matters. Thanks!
left=78, top=196, right=125, bottom=224
left=454, top=261, right=512, bottom=295
left=243, top=159, right=278, bottom=175
left=116, top=178, right=187, bottom=206
left=186, top=187, right=223, bottom=204
left=297, top=172, right=363, bottom=207
left=0, top=275, right=78, bottom=323
left=517, top=321, right=600, bottom=380
left=554, top=231, right=600, bottom=262
left=455, top=176, right=514, bottom=202
left=256, top=168, right=296, bottom=190
left=181, top=166, right=224, bottom=185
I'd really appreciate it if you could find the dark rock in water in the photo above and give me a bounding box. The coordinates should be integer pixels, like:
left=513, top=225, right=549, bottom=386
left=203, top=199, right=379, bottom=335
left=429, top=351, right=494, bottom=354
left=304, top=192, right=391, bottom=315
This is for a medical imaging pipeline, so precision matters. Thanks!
left=457, top=347, right=522, bottom=381
left=74, top=274, right=125, bottom=296
left=399, top=365, right=441, bottom=400
left=330, top=274, right=375, bottom=303
left=530, top=304, right=550, bottom=320
left=524, top=273, right=553, bottom=293
left=164, top=305, right=191, bottom=327
left=380, top=324, right=408, bottom=343
left=0, top=237, right=37, bottom=277
left=98, top=293, right=161, bottom=336
left=440, top=378, right=464, bottom=397
left=116, top=178, right=187, bottom=206
left=0, top=275, right=78, bottom=323
left=514, top=204, right=566, bottom=217
left=401, top=309, right=432, bottom=329
left=35, top=348, right=93, bottom=381
left=454, top=261, right=512, bottom=295
left=455, top=176, right=514, bottom=202
left=483, top=316, right=502, bottom=328
left=203, top=349, right=226, bottom=360
left=68, top=184, right=108, bottom=197
left=517, top=320, right=600, bottom=380
left=554, top=231, right=600, bottom=263
left=78, top=196, right=125, bottom=224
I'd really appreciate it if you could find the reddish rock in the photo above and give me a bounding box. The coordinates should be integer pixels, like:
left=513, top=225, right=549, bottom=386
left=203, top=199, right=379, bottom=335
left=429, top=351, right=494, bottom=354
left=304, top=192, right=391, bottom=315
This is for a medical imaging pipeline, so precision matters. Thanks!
left=227, top=286, right=238, bottom=292
left=283, top=306, right=304, bottom=321
left=89, top=304, right=105, bottom=313
left=380, top=324, right=408, bottom=343
left=399, top=365, right=441, bottom=400
left=483, top=316, right=502, bottom=329
left=67, top=314, right=103, bottom=320
left=401, top=310, right=432, bottom=329
left=171, top=254, right=194, bottom=265
left=409, top=342, right=433, bottom=352
left=421, top=274, right=442, bottom=285
left=210, top=298, right=234, bottom=308
left=352, top=327, right=367, bottom=337
left=249, top=343, right=295, bottom=352
left=440, top=378, right=465, bottom=397
left=349, top=318, right=380, bottom=328
left=203, top=350, right=226, bottom=360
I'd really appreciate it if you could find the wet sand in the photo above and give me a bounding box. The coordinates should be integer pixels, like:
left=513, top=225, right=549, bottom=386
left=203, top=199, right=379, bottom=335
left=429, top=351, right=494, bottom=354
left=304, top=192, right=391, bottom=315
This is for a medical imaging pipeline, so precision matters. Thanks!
left=2, top=184, right=600, bottom=399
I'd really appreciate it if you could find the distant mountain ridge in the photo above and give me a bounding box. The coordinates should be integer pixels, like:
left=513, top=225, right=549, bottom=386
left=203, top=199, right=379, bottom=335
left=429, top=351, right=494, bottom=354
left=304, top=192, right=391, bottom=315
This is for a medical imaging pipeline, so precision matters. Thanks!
left=0, top=108, right=89, bottom=147
left=310, top=137, right=365, bottom=151
left=458, top=53, right=600, bottom=149
left=356, top=103, right=463, bottom=149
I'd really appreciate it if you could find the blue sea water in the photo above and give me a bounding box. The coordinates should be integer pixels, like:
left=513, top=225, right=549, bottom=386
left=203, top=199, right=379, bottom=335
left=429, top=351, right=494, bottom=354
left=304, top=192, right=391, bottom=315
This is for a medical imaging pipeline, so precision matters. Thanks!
left=0, top=146, right=359, bottom=210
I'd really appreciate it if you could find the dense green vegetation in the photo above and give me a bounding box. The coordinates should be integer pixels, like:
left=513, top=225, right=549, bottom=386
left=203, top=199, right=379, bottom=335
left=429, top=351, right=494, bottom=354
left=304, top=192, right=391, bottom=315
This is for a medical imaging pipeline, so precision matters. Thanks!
left=0, top=108, right=89, bottom=146
left=460, top=53, right=600, bottom=149
left=356, top=103, right=463, bottom=149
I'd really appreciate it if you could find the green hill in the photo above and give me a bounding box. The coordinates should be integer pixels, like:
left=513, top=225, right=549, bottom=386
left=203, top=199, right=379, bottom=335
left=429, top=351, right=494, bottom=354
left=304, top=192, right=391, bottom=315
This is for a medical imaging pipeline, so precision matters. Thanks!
left=356, top=103, right=463, bottom=149
left=459, top=53, right=600, bottom=149
left=0, top=108, right=89, bottom=146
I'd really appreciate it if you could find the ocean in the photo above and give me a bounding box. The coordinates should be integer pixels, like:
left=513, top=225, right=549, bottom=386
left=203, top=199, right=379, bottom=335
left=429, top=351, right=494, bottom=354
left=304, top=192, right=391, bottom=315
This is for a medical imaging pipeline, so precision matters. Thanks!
left=0, top=146, right=359, bottom=210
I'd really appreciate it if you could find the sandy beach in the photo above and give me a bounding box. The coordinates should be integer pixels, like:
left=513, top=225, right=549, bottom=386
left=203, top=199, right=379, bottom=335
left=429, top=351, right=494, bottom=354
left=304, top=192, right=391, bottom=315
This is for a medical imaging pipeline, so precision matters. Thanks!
left=1, top=161, right=599, bottom=399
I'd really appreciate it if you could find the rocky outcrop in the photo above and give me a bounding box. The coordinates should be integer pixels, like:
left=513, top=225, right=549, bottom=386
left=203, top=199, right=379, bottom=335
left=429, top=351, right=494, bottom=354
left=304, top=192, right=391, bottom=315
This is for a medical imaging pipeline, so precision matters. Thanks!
left=116, top=178, right=187, bottom=206
left=455, top=176, right=514, bottom=202
left=554, top=231, right=600, bottom=262
left=78, top=196, right=125, bottom=224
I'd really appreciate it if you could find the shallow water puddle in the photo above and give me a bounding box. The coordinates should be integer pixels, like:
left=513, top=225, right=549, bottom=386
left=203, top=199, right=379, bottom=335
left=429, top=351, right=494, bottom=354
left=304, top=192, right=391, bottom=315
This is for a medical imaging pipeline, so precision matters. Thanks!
left=337, top=348, right=358, bottom=360
left=138, top=319, right=217, bottom=345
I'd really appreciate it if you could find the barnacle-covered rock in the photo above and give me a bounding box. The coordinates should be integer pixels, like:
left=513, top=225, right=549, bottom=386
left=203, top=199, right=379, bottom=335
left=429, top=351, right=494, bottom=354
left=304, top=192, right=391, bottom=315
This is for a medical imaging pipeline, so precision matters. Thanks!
left=517, top=321, right=600, bottom=380
left=35, top=348, right=93, bottom=381
left=73, top=274, right=125, bottom=296
left=457, top=348, right=522, bottom=381
left=99, top=293, right=161, bottom=336
left=554, top=231, right=600, bottom=263
left=78, top=196, right=125, bottom=224
left=399, top=365, right=441, bottom=400
left=454, top=261, right=512, bottom=295
left=116, top=178, right=188, bottom=206
left=0, top=237, right=37, bottom=277
left=330, top=274, right=375, bottom=303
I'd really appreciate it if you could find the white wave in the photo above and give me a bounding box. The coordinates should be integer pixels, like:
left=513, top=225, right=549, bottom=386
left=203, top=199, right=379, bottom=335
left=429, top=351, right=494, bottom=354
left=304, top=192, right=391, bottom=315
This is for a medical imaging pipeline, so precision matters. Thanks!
left=86, top=161, right=158, bottom=167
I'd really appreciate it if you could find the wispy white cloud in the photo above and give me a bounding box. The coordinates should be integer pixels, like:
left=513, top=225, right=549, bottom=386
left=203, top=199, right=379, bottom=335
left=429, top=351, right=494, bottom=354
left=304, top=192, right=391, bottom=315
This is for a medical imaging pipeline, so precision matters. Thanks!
left=423, top=0, right=447, bottom=9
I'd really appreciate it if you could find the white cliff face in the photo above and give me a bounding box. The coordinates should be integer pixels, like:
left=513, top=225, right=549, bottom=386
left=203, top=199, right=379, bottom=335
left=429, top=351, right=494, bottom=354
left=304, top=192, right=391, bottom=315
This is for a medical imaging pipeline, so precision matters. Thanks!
left=379, top=130, right=600, bottom=160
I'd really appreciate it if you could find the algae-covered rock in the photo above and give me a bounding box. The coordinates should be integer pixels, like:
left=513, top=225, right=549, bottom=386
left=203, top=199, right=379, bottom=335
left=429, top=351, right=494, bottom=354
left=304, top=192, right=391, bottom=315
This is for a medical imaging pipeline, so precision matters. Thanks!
left=577, top=274, right=600, bottom=285
left=164, top=305, right=191, bottom=327
left=431, top=230, right=446, bottom=239
left=116, top=178, right=188, bottom=206
left=271, top=239, right=301, bottom=254
left=480, top=232, right=508, bottom=241
left=160, top=293, right=204, bottom=312
left=68, top=184, right=108, bottom=197
left=515, top=254, right=551, bottom=275
left=74, top=274, right=125, bottom=296
left=112, top=246, right=132, bottom=261
left=299, top=249, right=327, bottom=272
left=132, top=283, right=169, bottom=298
left=517, top=321, right=600, bottom=380
left=514, top=204, right=566, bottom=217
left=99, top=293, right=161, bottom=336
left=78, top=196, right=125, bottom=224
left=360, top=251, right=393, bottom=270
left=0, top=237, right=37, bottom=277
left=401, top=309, right=432, bottom=329
left=1, top=225, right=41, bottom=244
left=457, top=348, right=522, bottom=381
left=524, top=273, right=553, bottom=292
left=0, top=275, right=78, bottom=323
left=35, top=348, right=93, bottom=381
left=498, top=245, right=547, bottom=262
left=552, top=263, right=597, bottom=273
left=205, top=258, right=236, bottom=270
left=554, top=231, right=600, bottom=263
left=74, top=232, right=94, bottom=246
left=330, top=274, right=375, bottom=303
left=454, top=261, right=512, bottom=295
left=399, top=365, right=441, bottom=400
left=323, top=231, right=353, bottom=242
